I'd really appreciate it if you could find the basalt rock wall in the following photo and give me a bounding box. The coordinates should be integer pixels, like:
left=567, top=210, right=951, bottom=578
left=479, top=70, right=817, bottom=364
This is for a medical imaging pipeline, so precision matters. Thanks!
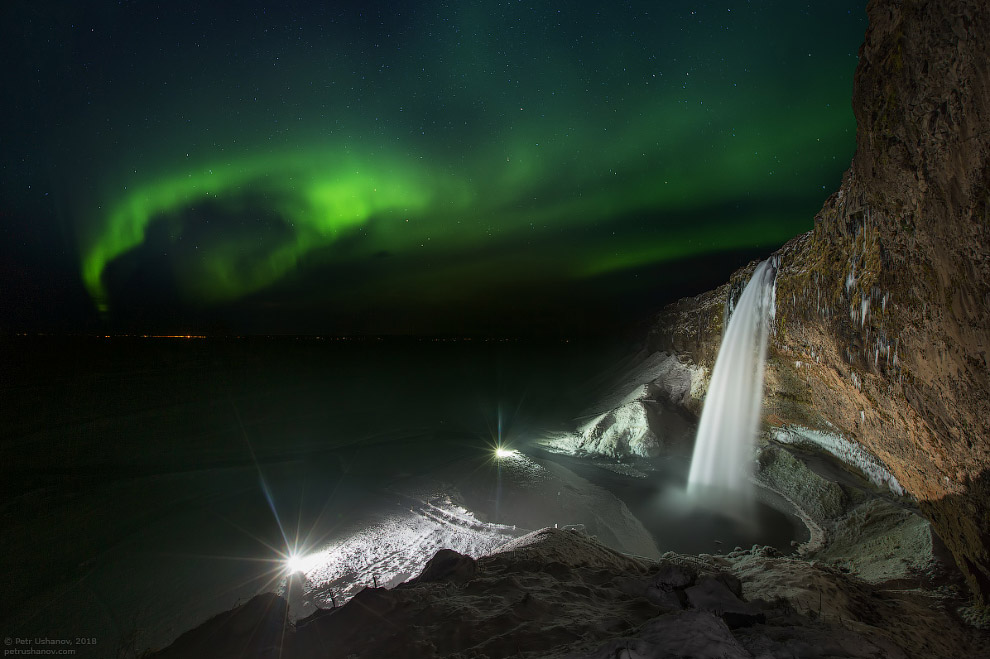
left=650, top=0, right=990, bottom=602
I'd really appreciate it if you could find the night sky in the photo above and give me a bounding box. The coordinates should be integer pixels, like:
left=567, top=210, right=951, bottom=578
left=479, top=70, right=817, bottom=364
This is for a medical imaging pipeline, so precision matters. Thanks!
left=1, top=1, right=866, bottom=336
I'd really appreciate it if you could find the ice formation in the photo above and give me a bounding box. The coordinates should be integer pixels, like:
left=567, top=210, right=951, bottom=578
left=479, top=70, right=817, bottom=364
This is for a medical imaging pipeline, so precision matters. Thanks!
left=770, top=425, right=905, bottom=495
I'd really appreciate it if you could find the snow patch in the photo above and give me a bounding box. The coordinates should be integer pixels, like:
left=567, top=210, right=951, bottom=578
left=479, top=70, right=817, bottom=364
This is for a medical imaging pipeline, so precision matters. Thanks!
left=575, top=401, right=659, bottom=458
left=285, top=495, right=519, bottom=614
left=541, top=352, right=702, bottom=459
left=770, top=426, right=905, bottom=495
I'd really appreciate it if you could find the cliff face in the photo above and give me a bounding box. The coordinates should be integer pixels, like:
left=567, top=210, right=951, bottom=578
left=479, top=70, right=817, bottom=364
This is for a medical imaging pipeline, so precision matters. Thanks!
left=652, top=0, right=990, bottom=602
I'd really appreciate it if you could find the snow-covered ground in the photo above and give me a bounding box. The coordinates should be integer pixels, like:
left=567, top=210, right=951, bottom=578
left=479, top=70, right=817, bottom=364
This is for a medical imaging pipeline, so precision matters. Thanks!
left=540, top=352, right=699, bottom=459
left=277, top=444, right=678, bottom=618
left=282, top=493, right=522, bottom=616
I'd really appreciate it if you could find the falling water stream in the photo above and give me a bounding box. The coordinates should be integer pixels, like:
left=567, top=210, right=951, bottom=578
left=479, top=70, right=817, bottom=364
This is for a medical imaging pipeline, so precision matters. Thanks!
left=688, top=257, right=778, bottom=514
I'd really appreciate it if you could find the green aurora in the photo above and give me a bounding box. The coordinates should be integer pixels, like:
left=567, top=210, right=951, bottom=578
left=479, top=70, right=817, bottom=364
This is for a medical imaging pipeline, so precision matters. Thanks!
left=5, top=1, right=867, bottom=329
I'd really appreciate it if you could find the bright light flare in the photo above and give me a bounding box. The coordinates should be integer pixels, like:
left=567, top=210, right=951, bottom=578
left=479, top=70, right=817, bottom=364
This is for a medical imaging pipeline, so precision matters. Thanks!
left=284, top=552, right=311, bottom=575
left=495, top=447, right=517, bottom=459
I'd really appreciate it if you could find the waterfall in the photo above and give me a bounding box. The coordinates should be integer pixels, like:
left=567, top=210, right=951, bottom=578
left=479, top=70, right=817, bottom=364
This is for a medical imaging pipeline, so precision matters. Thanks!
left=687, top=257, right=778, bottom=512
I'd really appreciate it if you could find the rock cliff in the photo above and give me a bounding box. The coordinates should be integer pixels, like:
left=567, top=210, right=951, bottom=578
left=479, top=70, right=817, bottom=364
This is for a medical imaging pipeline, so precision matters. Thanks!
left=651, top=0, right=990, bottom=603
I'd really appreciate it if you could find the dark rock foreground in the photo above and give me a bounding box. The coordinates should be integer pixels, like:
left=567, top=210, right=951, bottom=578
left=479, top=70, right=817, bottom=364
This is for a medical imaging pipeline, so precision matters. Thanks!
left=150, top=528, right=987, bottom=658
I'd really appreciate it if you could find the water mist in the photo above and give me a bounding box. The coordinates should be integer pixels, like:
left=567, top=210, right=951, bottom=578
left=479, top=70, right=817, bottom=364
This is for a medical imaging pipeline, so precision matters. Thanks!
left=687, top=257, right=778, bottom=516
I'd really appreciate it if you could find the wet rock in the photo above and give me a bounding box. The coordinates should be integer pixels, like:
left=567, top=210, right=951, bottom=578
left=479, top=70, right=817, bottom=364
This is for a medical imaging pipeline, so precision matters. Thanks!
left=713, top=572, right=744, bottom=598
left=653, top=563, right=696, bottom=590
left=644, top=584, right=683, bottom=610
left=751, top=545, right=782, bottom=559
left=573, top=611, right=751, bottom=659
left=685, top=576, right=763, bottom=624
